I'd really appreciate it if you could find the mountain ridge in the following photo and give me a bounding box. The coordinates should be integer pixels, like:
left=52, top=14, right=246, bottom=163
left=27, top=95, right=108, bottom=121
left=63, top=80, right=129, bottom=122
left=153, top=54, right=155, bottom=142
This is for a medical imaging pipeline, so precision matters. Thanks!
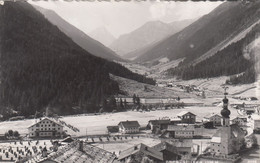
left=34, top=5, right=123, bottom=61
left=135, top=1, right=260, bottom=64
left=110, top=19, right=194, bottom=57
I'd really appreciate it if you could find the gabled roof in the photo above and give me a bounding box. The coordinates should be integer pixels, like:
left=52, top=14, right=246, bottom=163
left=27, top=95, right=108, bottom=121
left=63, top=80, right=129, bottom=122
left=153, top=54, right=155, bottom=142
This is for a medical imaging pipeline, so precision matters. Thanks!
left=29, top=140, right=118, bottom=163
left=118, top=143, right=163, bottom=161
left=231, top=117, right=247, bottom=122
left=152, top=141, right=178, bottom=154
left=149, top=119, right=171, bottom=125
left=177, top=111, right=196, bottom=117
left=118, top=121, right=140, bottom=128
left=168, top=125, right=195, bottom=131
left=211, top=124, right=245, bottom=142
left=204, top=113, right=222, bottom=119
left=28, top=117, right=63, bottom=128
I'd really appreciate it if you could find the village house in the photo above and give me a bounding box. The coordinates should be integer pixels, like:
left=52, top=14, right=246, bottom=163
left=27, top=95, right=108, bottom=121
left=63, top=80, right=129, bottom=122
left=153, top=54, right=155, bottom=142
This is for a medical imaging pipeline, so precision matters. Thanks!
left=28, top=118, right=64, bottom=138
left=165, top=139, right=192, bottom=160
left=147, top=119, right=171, bottom=131
left=177, top=111, right=196, bottom=124
left=231, top=116, right=247, bottom=126
left=118, top=143, right=163, bottom=163
left=203, top=113, right=222, bottom=126
left=167, top=125, right=195, bottom=139
left=152, top=141, right=181, bottom=161
left=118, top=121, right=140, bottom=134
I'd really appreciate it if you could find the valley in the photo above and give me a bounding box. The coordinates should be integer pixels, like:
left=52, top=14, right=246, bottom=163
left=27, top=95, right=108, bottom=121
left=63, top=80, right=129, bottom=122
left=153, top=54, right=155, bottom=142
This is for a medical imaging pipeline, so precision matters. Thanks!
left=0, top=1, right=260, bottom=162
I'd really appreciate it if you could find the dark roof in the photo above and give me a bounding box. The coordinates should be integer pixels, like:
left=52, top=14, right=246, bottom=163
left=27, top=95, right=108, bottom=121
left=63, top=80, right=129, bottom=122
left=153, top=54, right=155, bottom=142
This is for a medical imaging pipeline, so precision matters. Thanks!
left=167, top=125, right=195, bottom=131
left=177, top=111, right=196, bottom=117
left=165, top=139, right=192, bottom=148
left=61, top=136, right=74, bottom=143
left=118, top=143, right=163, bottom=161
left=152, top=142, right=178, bottom=154
left=149, top=119, right=171, bottom=125
left=118, top=121, right=140, bottom=128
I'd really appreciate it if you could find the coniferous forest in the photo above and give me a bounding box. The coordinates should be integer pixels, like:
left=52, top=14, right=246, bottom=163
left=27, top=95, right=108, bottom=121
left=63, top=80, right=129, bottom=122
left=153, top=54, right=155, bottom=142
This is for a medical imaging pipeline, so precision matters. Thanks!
left=167, top=23, right=259, bottom=84
left=0, top=2, right=155, bottom=118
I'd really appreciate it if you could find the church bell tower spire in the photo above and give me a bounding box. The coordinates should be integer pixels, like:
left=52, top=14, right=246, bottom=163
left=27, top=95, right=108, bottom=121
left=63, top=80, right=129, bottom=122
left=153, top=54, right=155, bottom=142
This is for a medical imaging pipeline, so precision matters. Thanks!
left=221, top=86, right=231, bottom=127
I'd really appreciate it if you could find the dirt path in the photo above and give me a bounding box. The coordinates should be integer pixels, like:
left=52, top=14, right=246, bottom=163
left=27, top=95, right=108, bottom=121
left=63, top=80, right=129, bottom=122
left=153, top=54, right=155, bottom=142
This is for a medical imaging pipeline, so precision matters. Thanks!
left=231, top=86, right=256, bottom=95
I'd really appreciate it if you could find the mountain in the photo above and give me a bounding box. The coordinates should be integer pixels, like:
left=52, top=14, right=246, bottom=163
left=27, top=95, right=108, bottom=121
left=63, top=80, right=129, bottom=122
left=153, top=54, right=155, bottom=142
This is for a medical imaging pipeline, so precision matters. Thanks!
left=136, top=1, right=260, bottom=64
left=88, top=27, right=116, bottom=47
left=0, top=2, right=155, bottom=117
left=34, top=5, right=122, bottom=61
left=110, top=19, right=194, bottom=57
left=167, top=23, right=259, bottom=83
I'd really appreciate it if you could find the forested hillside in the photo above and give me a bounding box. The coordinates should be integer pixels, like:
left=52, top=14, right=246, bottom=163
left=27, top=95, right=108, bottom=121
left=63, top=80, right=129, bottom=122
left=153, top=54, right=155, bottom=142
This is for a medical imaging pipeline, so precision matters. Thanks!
left=136, top=1, right=260, bottom=64
left=167, top=23, right=259, bottom=84
left=0, top=2, right=155, bottom=118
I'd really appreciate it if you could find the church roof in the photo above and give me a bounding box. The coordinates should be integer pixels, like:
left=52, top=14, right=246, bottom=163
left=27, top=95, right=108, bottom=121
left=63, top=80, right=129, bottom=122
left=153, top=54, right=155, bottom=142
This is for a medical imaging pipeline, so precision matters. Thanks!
left=210, top=124, right=245, bottom=143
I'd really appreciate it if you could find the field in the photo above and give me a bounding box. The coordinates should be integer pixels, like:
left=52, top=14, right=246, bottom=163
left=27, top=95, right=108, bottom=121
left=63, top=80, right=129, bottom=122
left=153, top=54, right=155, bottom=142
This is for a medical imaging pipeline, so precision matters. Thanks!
left=0, top=106, right=240, bottom=137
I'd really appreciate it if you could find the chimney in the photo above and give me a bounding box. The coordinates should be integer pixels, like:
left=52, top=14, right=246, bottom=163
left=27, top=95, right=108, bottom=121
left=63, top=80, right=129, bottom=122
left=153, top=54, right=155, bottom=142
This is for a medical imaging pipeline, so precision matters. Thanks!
left=78, top=141, right=84, bottom=152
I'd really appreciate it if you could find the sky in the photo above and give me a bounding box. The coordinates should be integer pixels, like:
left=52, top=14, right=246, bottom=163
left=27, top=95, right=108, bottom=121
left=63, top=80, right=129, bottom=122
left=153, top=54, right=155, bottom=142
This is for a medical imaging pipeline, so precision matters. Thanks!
left=29, top=0, right=222, bottom=38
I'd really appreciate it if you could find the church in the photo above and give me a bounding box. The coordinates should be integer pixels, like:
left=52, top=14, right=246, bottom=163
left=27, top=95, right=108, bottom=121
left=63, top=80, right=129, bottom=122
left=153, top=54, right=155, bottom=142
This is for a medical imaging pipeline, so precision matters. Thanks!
left=210, top=89, right=245, bottom=155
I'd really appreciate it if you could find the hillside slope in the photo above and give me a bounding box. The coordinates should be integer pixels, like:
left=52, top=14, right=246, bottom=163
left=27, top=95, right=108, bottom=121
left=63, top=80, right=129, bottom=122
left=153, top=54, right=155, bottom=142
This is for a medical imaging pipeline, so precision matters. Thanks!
left=0, top=2, right=154, bottom=117
left=34, top=5, right=122, bottom=61
left=136, top=1, right=260, bottom=64
left=110, top=19, right=193, bottom=57
left=167, top=23, right=260, bottom=83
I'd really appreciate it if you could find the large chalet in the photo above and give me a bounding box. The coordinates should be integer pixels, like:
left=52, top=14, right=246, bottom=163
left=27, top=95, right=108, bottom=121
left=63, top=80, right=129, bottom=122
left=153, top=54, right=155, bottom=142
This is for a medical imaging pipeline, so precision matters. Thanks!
left=28, top=117, right=64, bottom=138
left=118, top=121, right=140, bottom=134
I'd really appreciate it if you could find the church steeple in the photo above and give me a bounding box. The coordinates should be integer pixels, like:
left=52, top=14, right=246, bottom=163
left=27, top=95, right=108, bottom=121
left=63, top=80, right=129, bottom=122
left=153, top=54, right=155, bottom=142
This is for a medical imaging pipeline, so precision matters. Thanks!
left=221, top=86, right=230, bottom=127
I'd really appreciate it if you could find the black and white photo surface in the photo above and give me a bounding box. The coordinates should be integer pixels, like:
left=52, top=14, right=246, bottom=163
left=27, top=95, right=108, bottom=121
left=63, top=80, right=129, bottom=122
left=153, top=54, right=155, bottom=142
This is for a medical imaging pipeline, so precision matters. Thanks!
left=0, top=0, right=259, bottom=162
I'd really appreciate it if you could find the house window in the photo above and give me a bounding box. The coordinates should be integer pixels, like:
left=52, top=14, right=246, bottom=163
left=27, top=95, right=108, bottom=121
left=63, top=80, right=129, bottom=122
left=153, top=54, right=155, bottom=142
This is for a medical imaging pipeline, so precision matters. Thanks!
left=36, top=124, right=39, bottom=127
